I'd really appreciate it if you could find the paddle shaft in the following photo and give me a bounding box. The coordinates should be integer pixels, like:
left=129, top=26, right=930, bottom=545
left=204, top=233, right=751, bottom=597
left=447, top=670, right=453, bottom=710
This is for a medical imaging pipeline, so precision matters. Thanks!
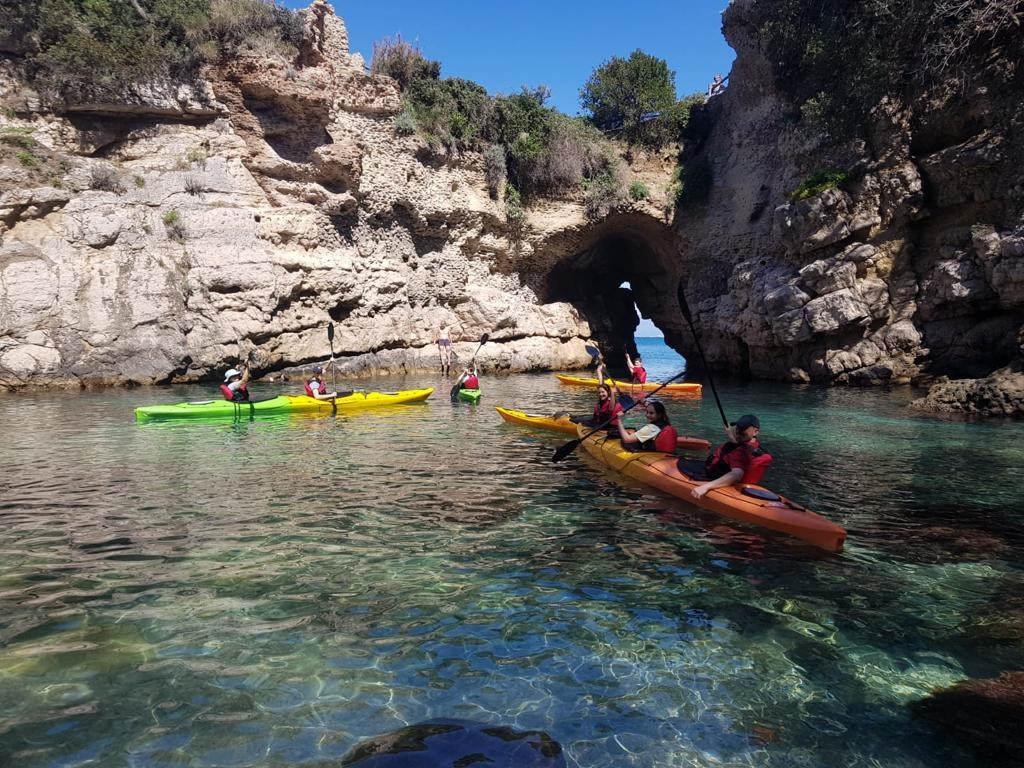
left=551, top=366, right=689, bottom=462
left=676, top=283, right=729, bottom=429
left=327, top=323, right=337, bottom=393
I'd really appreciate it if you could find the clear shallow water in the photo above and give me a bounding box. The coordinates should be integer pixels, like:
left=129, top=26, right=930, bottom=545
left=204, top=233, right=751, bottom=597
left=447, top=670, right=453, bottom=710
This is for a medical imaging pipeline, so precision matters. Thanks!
left=1, top=341, right=1022, bottom=768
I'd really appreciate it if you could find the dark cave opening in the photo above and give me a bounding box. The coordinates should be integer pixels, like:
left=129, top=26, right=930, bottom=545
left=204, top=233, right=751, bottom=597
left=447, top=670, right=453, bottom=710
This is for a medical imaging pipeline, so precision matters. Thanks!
left=546, top=231, right=676, bottom=378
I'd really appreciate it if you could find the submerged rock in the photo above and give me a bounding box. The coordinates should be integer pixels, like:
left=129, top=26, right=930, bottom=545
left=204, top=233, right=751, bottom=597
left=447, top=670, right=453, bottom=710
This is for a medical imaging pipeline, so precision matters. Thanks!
left=911, top=671, right=1024, bottom=766
left=337, top=719, right=566, bottom=767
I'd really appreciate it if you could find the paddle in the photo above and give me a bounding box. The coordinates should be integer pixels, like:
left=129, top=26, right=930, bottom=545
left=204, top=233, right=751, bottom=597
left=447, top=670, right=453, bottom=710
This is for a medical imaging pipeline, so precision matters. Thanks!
left=327, top=322, right=338, bottom=393
left=451, top=333, right=489, bottom=401
left=676, top=281, right=729, bottom=429
left=551, top=364, right=690, bottom=462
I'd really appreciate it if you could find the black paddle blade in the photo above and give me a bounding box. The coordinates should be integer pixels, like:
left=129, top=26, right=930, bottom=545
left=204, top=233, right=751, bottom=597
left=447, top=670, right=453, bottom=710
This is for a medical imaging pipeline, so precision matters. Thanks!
left=585, top=344, right=601, bottom=358
left=618, top=393, right=636, bottom=410
left=327, top=322, right=335, bottom=342
left=677, top=281, right=693, bottom=324
left=480, top=333, right=490, bottom=344
left=449, top=384, right=460, bottom=402
left=552, top=438, right=581, bottom=462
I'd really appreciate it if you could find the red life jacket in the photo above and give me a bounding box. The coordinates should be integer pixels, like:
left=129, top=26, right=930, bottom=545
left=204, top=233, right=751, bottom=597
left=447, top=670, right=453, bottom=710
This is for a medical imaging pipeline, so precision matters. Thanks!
left=705, top=440, right=773, bottom=484
left=632, top=365, right=647, bottom=384
left=220, top=383, right=248, bottom=402
left=653, top=425, right=678, bottom=453
left=462, top=375, right=479, bottom=389
left=304, top=378, right=327, bottom=396
left=594, top=398, right=621, bottom=422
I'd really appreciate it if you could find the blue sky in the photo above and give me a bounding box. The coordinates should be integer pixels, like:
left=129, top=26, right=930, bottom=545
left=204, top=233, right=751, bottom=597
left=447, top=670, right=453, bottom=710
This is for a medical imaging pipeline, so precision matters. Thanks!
left=287, top=1, right=735, bottom=116
left=287, top=1, right=736, bottom=336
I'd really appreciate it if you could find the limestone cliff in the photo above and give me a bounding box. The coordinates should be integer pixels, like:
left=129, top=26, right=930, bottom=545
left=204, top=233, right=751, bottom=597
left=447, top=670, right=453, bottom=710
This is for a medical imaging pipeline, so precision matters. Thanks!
left=0, top=1, right=676, bottom=389
left=665, top=0, right=1024, bottom=412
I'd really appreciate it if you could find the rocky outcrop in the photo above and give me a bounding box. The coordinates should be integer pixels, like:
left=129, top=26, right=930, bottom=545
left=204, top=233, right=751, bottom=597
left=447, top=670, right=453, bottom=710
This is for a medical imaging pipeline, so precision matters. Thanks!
left=669, top=0, right=1024, bottom=413
left=1, top=1, right=653, bottom=389
left=909, top=362, right=1024, bottom=417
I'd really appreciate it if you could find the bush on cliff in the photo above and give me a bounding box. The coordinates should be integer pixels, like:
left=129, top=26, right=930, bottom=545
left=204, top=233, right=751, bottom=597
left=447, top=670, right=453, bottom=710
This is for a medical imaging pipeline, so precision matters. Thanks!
left=3, top=0, right=301, bottom=104
left=579, top=50, right=698, bottom=148
left=755, top=0, right=1024, bottom=138
left=370, top=35, right=440, bottom=90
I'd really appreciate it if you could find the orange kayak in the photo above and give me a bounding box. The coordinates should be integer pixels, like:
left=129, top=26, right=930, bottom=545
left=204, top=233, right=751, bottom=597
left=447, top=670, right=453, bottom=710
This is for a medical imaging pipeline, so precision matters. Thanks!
left=576, top=425, right=845, bottom=552
left=495, top=407, right=711, bottom=453
left=555, top=374, right=702, bottom=396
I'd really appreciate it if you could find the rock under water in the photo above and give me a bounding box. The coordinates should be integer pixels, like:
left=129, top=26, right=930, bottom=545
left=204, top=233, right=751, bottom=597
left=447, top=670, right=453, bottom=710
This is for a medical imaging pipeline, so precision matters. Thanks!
left=337, top=719, right=567, bottom=767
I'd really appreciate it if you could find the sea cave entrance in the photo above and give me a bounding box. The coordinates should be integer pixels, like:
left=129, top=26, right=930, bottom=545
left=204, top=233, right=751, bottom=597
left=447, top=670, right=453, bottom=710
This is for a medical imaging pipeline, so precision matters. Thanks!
left=542, top=216, right=681, bottom=379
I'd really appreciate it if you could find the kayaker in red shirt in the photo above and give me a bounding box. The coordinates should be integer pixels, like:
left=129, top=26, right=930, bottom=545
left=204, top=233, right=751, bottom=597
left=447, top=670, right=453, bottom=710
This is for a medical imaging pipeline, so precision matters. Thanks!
left=691, top=414, right=773, bottom=498
left=303, top=363, right=338, bottom=400
left=220, top=365, right=250, bottom=401
left=616, top=398, right=678, bottom=453
left=625, top=352, right=647, bottom=384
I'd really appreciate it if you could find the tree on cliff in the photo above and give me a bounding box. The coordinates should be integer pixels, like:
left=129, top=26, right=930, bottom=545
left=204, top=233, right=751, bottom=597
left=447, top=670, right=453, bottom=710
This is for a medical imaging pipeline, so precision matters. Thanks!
left=579, top=50, right=681, bottom=147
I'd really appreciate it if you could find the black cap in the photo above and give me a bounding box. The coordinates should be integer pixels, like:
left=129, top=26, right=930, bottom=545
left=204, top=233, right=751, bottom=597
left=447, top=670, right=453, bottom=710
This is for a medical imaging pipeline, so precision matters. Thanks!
left=733, top=414, right=760, bottom=430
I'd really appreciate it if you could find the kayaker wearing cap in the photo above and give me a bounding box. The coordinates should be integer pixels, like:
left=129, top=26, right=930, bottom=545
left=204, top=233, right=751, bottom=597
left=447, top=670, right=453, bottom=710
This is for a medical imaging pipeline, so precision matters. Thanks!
left=220, top=365, right=250, bottom=402
left=304, top=362, right=338, bottom=400
left=691, top=414, right=773, bottom=499
left=616, top=398, right=678, bottom=453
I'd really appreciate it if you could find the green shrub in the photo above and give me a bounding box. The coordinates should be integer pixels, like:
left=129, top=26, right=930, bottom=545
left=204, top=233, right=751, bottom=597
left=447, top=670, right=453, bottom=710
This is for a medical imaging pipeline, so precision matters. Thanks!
left=789, top=168, right=851, bottom=201
left=0, top=127, right=36, bottom=149
left=90, top=165, right=125, bottom=192
left=16, top=149, right=39, bottom=168
left=162, top=209, right=185, bottom=241
left=483, top=144, right=506, bottom=198
left=404, top=76, right=491, bottom=155
left=629, top=181, right=649, bottom=201
left=505, top=183, right=525, bottom=238
left=9, top=0, right=301, bottom=103
left=583, top=165, right=625, bottom=220
left=754, top=0, right=1024, bottom=139
left=394, top=108, right=417, bottom=135
left=370, top=34, right=440, bottom=90
left=580, top=49, right=680, bottom=147
left=134, top=175, right=146, bottom=188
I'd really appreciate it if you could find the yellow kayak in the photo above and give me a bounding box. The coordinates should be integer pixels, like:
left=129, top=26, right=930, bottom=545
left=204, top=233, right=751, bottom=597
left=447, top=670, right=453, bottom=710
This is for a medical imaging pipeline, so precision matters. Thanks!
left=495, top=407, right=712, bottom=452
left=555, top=374, right=702, bottom=396
left=135, top=388, right=434, bottom=421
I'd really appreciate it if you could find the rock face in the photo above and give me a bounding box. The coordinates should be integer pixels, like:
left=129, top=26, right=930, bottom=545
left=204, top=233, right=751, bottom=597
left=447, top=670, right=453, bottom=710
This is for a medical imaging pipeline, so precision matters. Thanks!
left=909, top=362, right=1024, bottom=417
left=669, top=0, right=1024, bottom=412
left=1, top=1, right=667, bottom=388
left=1, top=0, right=1022, bottom=410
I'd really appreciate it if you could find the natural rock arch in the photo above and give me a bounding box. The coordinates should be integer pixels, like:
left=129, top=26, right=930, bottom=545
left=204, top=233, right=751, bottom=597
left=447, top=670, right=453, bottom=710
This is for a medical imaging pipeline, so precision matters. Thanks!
left=526, top=212, right=684, bottom=374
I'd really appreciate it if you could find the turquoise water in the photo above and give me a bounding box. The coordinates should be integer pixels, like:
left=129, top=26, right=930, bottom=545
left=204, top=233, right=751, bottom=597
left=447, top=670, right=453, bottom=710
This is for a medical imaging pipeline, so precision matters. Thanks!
left=1, top=339, right=1022, bottom=767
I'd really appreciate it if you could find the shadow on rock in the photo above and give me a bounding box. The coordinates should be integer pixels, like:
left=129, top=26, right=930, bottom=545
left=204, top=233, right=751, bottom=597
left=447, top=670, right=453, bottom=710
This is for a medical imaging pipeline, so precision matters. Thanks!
left=335, top=719, right=566, bottom=767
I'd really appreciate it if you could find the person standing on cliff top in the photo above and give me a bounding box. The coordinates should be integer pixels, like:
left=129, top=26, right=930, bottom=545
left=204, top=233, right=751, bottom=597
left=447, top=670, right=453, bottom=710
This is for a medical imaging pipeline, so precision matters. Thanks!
left=437, top=323, right=453, bottom=376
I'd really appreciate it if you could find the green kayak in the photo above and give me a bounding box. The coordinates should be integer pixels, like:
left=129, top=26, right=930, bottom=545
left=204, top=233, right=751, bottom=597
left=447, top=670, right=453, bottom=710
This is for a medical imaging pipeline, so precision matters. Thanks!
left=135, top=388, right=434, bottom=422
left=456, top=387, right=482, bottom=404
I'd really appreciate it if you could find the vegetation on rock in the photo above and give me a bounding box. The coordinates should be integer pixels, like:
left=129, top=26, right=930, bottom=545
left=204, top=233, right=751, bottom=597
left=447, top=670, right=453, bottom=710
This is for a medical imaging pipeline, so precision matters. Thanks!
left=579, top=49, right=703, bottom=148
left=789, top=168, right=852, bottom=201
left=0, top=0, right=301, bottom=103
left=755, top=0, right=1024, bottom=138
